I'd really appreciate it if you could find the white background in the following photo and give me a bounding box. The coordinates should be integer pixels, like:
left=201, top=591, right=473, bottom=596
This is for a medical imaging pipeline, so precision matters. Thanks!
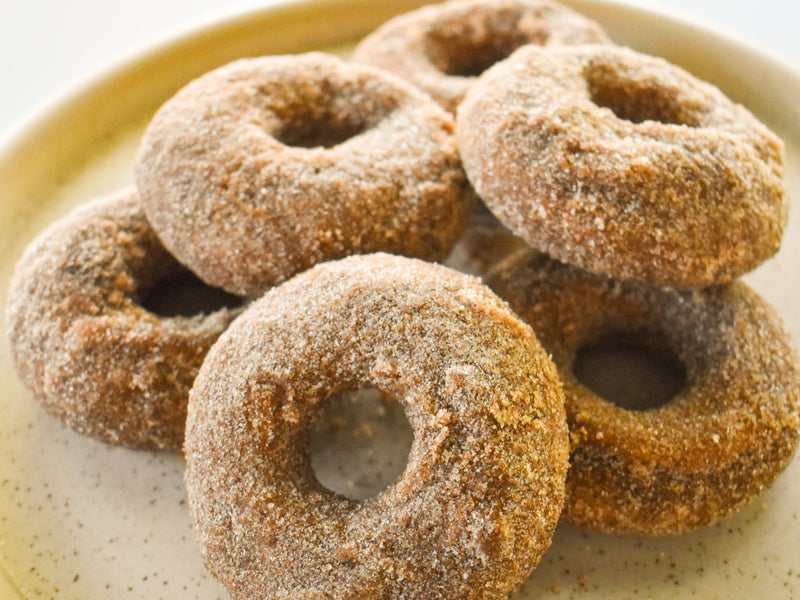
left=0, top=0, right=797, bottom=136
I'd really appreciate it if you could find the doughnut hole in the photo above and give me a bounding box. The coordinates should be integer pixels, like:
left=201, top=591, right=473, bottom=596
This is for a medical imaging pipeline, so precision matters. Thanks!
left=271, top=83, right=399, bottom=149
left=573, top=331, right=687, bottom=411
left=140, top=267, right=244, bottom=317
left=425, top=28, right=536, bottom=77
left=274, top=112, right=368, bottom=148
left=309, top=387, right=414, bottom=500
left=585, top=64, right=700, bottom=126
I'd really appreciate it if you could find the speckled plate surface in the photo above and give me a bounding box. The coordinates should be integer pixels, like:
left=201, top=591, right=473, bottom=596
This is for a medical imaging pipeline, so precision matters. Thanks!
left=1, top=1, right=799, bottom=598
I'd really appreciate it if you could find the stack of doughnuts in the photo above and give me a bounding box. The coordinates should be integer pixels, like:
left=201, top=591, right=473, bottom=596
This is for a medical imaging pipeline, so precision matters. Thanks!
left=7, top=52, right=476, bottom=450
left=5, top=0, right=799, bottom=597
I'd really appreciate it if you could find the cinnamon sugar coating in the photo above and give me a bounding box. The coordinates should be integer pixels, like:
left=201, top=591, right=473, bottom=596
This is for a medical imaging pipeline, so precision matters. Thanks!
left=5, top=189, right=241, bottom=450
left=458, top=44, right=787, bottom=288
left=487, top=248, right=800, bottom=534
left=135, top=52, right=473, bottom=297
left=184, top=253, right=568, bottom=599
left=353, top=0, right=610, bottom=113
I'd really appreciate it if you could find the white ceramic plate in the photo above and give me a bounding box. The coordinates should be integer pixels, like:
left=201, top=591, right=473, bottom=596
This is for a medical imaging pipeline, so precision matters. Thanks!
left=1, top=1, right=799, bottom=598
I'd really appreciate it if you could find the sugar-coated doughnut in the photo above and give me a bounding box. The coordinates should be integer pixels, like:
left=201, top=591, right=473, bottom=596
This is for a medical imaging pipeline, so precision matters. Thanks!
left=458, top=44, right=787, bottom=288
left=184, top=253, right=568, bottom=598
left=487, top=248, right=800, bottom=534
left=135, top=52, right=473, bottom=297
left=353, top=0, right=610, bottom=113
left=5, top=189, right=241, bottom=450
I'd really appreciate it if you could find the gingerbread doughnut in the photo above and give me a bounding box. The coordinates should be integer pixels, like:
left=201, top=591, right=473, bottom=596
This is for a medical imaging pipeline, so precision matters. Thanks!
left=6, top=189, right=242, bottom=450
left=184, top=253, right=568, bottom=599
left=135, top=52, right=473, bottom=297
left=458, top=44, right=787, bottom=288
left=352, top=0, right=610, bottom=113
left=486, top=248, right=800, bottom=534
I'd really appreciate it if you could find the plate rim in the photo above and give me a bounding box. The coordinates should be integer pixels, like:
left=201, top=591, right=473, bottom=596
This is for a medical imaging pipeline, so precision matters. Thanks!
left=2, top=0, right=800, bottom=161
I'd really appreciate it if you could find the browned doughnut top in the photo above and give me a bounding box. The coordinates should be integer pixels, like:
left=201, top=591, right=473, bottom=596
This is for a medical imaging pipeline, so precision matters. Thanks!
left=135, top=52, right=473, bottom=297
left=5, top=189, right=241, bottom=450
left=184, top=253, right=568, bottom=599
left=353, top=0, right=610, bottom=113
left=458, top=44, right=787, bottom=289
left=487, top=248, right=800, bottom=534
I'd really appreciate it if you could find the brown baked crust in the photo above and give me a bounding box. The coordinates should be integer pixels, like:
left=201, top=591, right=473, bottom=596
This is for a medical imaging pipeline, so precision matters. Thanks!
left=135, top=52, right=473, bottom=297
left=353, top=0, right=610, bottom=113
left=458, top=44, right=787, bottom=289
left=184, top=253, right=568, bottom=599
left=5, top=189, right=240, bottom=450
left=487, top=248, right=800, bottom=534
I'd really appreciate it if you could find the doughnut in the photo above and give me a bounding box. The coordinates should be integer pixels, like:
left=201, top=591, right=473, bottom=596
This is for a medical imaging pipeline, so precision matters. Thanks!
left=184, top=253, right=568, bottom=598
left=352, top=0, right=610, bottom=113
left=5, top=189, right=242, bottom=450
left=135, top=51, right=473, bottom=297
left=458, top=44, right=787, bottom=289
left=486, top=248, right=800, bottom=534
